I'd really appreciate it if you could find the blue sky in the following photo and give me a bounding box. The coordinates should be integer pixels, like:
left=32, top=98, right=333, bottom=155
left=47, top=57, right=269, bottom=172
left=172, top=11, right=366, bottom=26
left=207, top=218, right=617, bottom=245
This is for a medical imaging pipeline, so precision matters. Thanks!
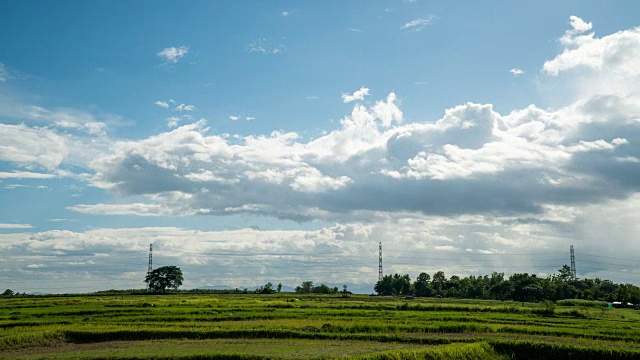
left=1, top=1, right=640, bottom=293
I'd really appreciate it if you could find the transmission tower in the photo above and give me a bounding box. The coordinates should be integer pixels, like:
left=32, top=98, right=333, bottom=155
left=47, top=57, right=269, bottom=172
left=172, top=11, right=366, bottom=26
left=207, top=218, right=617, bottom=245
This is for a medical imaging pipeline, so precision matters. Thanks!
left=378, top=242, right=383, bottom=282
left=147, top=244, right=153, bottom=288
left=570, top=245, right=576, bottom=280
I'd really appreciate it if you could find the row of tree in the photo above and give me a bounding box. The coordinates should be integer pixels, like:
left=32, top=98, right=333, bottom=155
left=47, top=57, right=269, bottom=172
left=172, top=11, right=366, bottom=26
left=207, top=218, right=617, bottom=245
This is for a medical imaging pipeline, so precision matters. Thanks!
left=294, top=281, right=341, bottom=294
left=374, top=265, right=640, bottom=303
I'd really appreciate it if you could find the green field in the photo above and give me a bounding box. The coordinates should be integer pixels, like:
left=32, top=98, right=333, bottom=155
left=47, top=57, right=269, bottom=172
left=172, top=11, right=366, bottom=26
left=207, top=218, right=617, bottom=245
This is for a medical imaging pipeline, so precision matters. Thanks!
left=2, top=294, right=640, bottom=359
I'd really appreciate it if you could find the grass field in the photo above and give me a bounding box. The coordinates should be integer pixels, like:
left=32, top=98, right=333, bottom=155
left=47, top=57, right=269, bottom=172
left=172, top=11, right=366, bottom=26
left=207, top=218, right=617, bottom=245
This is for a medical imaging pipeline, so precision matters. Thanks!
left=2, top=294, right=640, bottom=359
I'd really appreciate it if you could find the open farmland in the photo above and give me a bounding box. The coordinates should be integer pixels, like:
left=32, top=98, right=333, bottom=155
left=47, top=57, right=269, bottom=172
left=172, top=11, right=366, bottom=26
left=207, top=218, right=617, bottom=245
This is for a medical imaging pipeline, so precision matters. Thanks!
left=2, top=294, right=640, bottom=359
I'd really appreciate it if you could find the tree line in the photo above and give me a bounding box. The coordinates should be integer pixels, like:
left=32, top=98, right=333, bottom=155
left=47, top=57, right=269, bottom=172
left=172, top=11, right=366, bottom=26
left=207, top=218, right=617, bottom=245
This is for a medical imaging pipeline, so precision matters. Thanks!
left=374, top=265, right=640, bottom=303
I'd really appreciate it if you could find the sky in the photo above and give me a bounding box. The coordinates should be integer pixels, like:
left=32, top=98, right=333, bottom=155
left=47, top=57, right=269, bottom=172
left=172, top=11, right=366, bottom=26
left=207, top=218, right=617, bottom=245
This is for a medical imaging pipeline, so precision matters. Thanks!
left=1, top=1, right=640, bottom=294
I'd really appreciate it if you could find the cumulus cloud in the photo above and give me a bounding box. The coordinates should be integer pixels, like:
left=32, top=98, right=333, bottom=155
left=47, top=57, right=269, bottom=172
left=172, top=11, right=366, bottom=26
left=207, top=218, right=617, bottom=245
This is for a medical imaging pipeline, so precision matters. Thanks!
left=229, top=115, right=239, bottom=121
left=510, top=68, right=524, bottom=76
left=281, top=11, right=289, bottom=17
left=543, top=16, right=640, bottom=77
left=154, top=101, right=169, bottom=108
left=3, top=16, right=640, bottom=291
left=157, top=46, right=189, bottom=63
left=341, top=86, right=370, bottom=103
left=401, top=16, right=436, bottom=31
left=0, top=124, right=68, bottom=169
left=174, top=104, right=196, bottom=112
left=0, top=217, right=579, bottom=293
left=166, top=116, right=181, bottom=128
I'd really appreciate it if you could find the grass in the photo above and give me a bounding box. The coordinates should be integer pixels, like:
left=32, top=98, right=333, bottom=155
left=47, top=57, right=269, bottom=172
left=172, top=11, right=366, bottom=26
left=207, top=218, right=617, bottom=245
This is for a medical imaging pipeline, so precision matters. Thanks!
left=1, top=294, right=640, bottom=359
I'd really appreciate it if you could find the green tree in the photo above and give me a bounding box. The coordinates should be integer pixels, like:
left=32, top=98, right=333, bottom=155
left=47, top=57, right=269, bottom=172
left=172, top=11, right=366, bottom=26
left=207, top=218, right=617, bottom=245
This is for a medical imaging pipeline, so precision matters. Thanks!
left=557, top=265, right=573, bottom=282
left=277, top=283, right=282, bottom=293
left=2, top=289, right=14, bottom=297
left=432, top=271, right=446, bottom=296
left=257, top=282, right=274, bottom=294
left=312, top=284, right=333, bottom=294
left=414, top=272, right=433, bottom=297
left=295, top=281, right=315, bottom=294
left=375, top=274, right=395, bottom=295
left=144, top=266, right=184, bottom=293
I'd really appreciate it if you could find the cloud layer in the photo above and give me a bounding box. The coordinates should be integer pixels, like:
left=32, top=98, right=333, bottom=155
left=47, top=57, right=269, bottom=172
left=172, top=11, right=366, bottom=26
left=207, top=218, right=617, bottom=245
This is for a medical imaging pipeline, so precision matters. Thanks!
left=2, top=17, right=640, bottom=292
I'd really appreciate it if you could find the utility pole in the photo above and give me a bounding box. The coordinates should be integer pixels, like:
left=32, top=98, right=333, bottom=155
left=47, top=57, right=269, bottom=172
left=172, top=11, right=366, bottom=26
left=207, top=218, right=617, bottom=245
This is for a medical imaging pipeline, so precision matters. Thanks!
left=378, top=242, right=383, bottom=282
left=147, top=244, right=153, bottom=289
left=570, top=245, right=576, bottom=280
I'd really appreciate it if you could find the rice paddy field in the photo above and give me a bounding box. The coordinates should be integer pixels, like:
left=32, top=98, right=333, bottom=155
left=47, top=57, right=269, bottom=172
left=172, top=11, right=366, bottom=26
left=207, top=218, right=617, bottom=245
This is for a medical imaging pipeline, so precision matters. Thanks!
left=2, top=293, right=640, bottom=359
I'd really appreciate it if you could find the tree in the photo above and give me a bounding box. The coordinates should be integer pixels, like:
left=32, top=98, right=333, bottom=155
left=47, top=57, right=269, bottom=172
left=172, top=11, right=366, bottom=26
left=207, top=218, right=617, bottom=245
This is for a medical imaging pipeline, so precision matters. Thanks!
left=295, top=281, right=314, bottom=294
left=414, top=273, right=433, bottom=297
left=257, top=282, right=275, bottom=294
left=375, top=274, right=411, bottom=296
left=2, top=289, right=14, bottom=297
left=374, top=275, right=394, bottom=295
left=432, top=271, right=446, bottom=296
left=277, top=283, right=282, bottom=293
left=557, top=265, right=573, bottom=283
left=144, top=266, right=184, bottom=293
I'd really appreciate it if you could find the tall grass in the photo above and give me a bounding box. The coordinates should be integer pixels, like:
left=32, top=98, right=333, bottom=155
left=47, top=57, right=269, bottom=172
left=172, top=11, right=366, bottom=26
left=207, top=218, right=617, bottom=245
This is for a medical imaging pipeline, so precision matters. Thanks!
left=346, top=343, right=505, bottom=360
left=3, top=294, right=640, bottom=359
left=556, top=299, right=609, bottom=308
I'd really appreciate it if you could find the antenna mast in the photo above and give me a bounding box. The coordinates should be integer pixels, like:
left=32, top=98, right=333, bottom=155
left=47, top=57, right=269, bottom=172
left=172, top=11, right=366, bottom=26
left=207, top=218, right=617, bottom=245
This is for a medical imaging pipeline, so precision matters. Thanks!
left=147, top=244, right=153, bottom=288
left=570, top=245, right=576, bottom=280
left=378, top=242, right=383, bottom=282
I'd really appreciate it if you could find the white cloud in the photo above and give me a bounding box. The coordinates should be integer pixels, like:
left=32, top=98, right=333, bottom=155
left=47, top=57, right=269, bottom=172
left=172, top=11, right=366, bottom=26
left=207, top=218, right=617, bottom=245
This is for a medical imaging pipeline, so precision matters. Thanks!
left=246, top=116, right=255, bottom=121
left=248, top=38, right=285, bottom=55
left=510, top=68, right=524, bottom=76
left=543, top=16, right=640, bottom=77
left=166, top=116, right=181, bottom=128
left=0, top=124, right=68, bottom=169
left=341, top=86, right=370, bottom=103
left=67, top=203, right=184, bottom=217
left=4, top=15, right=640, bottom=292
left=174, top=104, right=196, bottom=112
left=0, top=63, right=7, bottom=82
left=0, top=223, right=33, bottom=229
left=0, top=171, right=56, bottom=179
left=229, top=115, right=239, bottom=121
left=281, top=11, right=289, bottom=17
left=401, top=16, right=436, bottom=32
left=10, top=105, right=112, bottom=136
left=157, top=46, right=189, bottom=63
left=154, top=101, right=169, bottom=108
left=347, top=28, right=363, bottom=33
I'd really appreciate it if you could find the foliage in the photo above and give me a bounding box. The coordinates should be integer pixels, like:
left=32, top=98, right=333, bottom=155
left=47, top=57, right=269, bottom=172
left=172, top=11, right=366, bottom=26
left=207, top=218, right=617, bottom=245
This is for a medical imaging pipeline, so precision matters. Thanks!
left=256, top=282, right=275, bottom=294
left=2, top=289, right=14, bottom=297
left=374, top=266, right=640, bottom=304
left=556, top=299, right=609, bottom=307
left=144, top=266, right=184, bottom=293
left=294, top=281, right=339, bottom=294
left=375, top=274, right=411, bottom=296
